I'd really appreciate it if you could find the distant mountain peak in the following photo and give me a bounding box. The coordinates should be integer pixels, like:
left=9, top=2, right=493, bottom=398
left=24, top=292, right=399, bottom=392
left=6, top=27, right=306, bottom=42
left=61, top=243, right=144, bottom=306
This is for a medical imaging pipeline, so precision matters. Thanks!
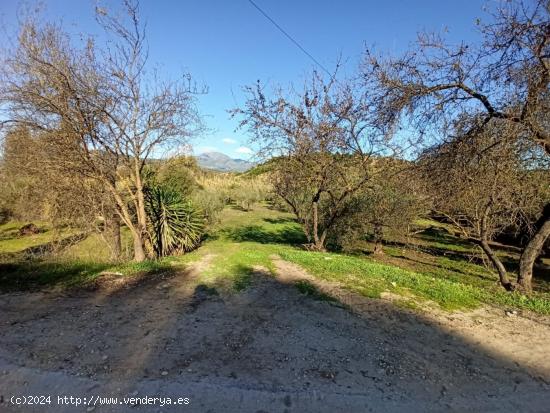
left=195, top=151, right=253, bottom=172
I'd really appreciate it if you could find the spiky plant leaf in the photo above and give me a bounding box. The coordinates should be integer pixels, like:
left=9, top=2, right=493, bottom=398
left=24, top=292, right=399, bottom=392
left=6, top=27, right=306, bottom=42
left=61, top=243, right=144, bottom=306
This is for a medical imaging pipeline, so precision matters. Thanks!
left=145, top=186, right=204, bottom=257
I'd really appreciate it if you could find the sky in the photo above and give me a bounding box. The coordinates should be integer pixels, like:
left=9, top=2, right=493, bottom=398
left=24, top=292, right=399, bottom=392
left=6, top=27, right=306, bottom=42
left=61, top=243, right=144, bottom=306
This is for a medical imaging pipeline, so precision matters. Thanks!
left=0, top=0, right=490, bottom=160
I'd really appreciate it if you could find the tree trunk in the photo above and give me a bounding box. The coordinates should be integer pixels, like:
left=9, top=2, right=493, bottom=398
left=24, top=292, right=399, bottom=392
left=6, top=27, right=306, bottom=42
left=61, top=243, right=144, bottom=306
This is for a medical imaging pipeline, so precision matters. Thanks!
left=517, top=202, right=550, bottom=293
left=105, top=213, right=121, bottom=260
left=132, top=231, right=146, bottom=262
left=105, top=179, right=147, bottom=262
left=313, top=229, right=327, bottom=252
left=312, top=200, right=320, bottom=247
left=477, top=202, right=513, bottom=291
left=373, top=222, right=384, bottom=255
left=310, top=198, right=326, bottom=251
left=134, top=174, right=152, bottom=260
left=479, top=239, right=513, bottom=291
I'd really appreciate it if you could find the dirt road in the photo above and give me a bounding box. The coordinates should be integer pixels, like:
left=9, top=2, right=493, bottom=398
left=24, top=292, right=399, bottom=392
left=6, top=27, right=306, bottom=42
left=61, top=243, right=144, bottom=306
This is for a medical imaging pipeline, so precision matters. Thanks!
left=1, top=258, right=549, bottom=412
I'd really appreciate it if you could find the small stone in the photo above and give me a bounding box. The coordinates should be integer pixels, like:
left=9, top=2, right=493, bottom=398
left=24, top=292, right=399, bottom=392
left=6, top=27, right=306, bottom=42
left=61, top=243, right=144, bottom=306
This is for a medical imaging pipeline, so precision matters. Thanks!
left=161, top=370, right=168, bottom=376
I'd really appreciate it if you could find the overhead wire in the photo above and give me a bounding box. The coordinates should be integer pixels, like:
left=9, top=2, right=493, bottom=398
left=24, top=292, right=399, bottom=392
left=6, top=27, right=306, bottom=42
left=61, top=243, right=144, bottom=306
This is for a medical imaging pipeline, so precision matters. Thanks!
left=247, top=0, right=333, bottom=78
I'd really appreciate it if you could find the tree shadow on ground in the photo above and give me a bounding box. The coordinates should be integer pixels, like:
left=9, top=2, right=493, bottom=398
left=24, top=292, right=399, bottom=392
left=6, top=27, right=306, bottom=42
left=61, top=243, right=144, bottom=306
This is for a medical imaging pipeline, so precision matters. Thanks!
left=381, top=231, right=549, bottom=291
left=1, top=266, right=549, bottom=412
left=262, top=217, right=298, bottom=225
left=416, top=227, right=474, bottom=249
left=221, top=224, right=306, bottom=245
left=0, top=258, right=180, bottom=293
left=21, top=232, right=89, bottom=257
left=369, top=236, right=482, bottom=265
left=390, top=254, right=497, bottom=283
left=0, top=260, right=111, bottom=292
left=229, top=204, right=251, bottom=212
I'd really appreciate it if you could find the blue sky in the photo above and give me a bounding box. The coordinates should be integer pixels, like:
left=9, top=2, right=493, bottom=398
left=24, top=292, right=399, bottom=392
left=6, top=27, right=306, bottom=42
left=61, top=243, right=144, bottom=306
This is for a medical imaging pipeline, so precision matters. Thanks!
left=0, top=0, right=489, bottom=159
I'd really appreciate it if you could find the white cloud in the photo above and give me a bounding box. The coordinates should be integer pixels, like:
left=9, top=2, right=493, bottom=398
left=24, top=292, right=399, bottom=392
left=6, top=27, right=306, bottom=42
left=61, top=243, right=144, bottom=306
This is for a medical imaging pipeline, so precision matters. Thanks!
left=235, top=146, right=253, bottom=155
left=197, top=146, right=218, bottom=154
left=222, top=138, right=237, bottom=145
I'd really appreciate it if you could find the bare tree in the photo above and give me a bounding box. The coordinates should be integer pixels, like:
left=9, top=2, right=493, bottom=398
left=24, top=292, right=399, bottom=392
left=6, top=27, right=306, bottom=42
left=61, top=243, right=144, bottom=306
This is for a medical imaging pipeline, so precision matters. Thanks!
left=0, top=125, right=124, bottom=259
left=420, top=118, right=547, bottom=290
left=232, top=71, right=394, bottom=251
left=0, top=1, right=202, bottom=261
left=363, top=0, right=550, bottom=291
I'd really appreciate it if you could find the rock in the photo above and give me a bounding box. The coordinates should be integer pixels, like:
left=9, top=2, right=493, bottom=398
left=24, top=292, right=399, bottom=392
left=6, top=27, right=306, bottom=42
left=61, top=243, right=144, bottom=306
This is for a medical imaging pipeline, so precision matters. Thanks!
left=161, top=370, right=168, bottom=376
left=505, top=310, right=518, bottom=317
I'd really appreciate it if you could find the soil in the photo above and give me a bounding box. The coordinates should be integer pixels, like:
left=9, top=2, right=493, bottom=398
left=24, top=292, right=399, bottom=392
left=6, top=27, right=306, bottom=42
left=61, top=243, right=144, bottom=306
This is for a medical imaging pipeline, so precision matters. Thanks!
left=1, top=255, right=549, bottom=412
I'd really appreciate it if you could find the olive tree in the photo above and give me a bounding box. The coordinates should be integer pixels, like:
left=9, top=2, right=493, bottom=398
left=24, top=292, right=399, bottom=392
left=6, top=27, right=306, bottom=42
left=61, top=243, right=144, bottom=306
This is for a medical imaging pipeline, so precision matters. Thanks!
left=0, top=125, right=124, bottom=258
left=363, top=0, right=550, bottom=291
left=0, top=1, right=202, bottom=261
left=232, top=71, right=394, bottom=251
left=333, top=161, right=428, bottom=255
left=420, top=119, right=547, bottom=290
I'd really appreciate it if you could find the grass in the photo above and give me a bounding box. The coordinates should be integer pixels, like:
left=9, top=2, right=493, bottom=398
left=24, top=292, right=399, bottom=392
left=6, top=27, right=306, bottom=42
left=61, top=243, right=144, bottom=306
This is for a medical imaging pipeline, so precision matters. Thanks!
left=0, top=221, right=77, bottom=255
left=277, top=248, right=483, bottom=310
left=277, top=248, right=550, bottom=313
left=194, top=206, right=549, bottom=313
left=0, top=221, right=204, bottom=292
left=0, top=253, right=205, bottom=292
left=1, top=204, right=549, bottom=315
left=0, top=260, right=112, bottom=291
left=61, top=231, right=134, bottom=262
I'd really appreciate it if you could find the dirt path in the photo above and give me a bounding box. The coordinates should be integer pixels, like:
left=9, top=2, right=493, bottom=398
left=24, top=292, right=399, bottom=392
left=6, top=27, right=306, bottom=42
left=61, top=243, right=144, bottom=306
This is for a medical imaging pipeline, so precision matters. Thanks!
left=272, top=257, right=550, bottom=383
left=1, top=256, right=549, bottom=412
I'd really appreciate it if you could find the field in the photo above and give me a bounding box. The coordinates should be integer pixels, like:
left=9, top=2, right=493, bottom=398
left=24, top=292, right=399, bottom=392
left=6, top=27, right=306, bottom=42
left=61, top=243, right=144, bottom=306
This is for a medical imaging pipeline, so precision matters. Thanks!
left=2, top=204, right=550, bottom=412
left=1, top=204, right=549, bottom=314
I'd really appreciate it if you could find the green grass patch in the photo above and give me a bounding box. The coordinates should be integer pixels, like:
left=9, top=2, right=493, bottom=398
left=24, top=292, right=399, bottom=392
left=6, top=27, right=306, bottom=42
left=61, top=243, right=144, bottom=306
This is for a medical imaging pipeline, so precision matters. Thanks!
left=277, top=249, right=550, bottom=314
left=197, top=241, right=276, bottom=290
left=233, top=266, right=254, bottom=291
left=199, top=206, right=550, bottom=314
left=1, top=206, right=548, bottom=316
left=277, top=249, right=481, bottom=310
left=61, top=230, right=134, bottom=262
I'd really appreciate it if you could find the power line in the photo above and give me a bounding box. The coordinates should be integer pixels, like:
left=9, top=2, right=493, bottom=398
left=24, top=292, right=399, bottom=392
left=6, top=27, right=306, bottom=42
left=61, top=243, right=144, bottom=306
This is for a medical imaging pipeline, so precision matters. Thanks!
left=247, top=0, right=333, bottom=78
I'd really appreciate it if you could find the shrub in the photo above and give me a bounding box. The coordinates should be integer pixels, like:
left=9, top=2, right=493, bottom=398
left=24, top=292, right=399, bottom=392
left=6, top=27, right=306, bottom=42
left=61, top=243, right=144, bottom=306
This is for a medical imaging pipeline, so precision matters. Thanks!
left=145, top=186, right=204, bottom=257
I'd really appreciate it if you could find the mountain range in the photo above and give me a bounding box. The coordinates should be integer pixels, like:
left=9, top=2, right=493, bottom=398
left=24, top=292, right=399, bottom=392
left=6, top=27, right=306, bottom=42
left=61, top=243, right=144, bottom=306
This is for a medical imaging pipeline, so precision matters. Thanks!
left=195, top=151, right=254, bottom=172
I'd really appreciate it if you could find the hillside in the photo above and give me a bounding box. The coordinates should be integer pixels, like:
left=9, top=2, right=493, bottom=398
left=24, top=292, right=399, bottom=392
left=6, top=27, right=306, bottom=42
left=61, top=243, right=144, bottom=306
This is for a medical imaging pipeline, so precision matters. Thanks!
left=196, top=151, right=254, bottom=172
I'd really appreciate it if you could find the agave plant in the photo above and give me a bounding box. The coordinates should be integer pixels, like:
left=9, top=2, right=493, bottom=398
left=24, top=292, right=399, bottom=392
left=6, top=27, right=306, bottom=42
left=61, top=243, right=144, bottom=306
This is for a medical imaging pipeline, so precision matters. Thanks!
left=145, top=185, right=204, bottom=257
